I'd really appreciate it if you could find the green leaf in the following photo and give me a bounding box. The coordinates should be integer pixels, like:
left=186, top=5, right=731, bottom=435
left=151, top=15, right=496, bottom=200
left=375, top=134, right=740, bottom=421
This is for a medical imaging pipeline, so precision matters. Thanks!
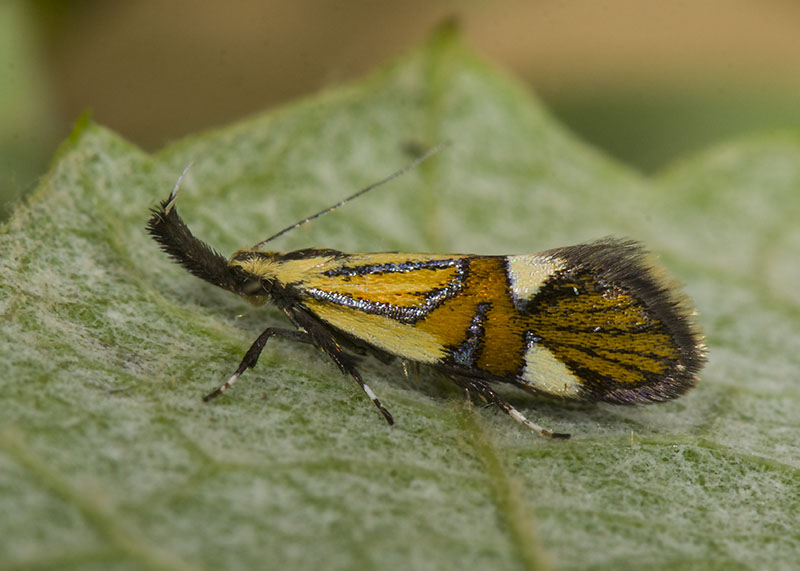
left=2, top=26, right=798, bottom=571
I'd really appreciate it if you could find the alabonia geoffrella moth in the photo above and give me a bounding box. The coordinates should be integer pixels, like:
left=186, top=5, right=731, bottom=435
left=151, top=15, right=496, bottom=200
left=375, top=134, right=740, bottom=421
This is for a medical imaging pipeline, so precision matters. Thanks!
left=147, top=146, right=705, bottom=438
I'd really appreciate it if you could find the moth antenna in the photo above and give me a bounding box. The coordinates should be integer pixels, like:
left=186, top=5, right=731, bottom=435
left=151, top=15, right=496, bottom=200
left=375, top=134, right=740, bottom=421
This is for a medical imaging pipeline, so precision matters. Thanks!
left=252, top=142, right=449, bottom=249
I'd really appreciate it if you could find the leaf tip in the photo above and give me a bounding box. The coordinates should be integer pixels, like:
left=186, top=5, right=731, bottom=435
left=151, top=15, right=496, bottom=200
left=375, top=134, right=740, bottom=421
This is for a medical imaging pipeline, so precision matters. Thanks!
left=426, top=16, right=464, bottom=50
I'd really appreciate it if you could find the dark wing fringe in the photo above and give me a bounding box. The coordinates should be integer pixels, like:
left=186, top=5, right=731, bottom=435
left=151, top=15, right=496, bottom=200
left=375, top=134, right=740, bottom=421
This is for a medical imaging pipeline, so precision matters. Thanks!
left=547, top=237, right=706, bottom=403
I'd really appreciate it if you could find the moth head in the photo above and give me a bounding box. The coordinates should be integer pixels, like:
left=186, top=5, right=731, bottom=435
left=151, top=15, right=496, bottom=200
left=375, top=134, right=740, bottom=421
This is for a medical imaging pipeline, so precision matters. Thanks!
left=227, top=249, right=281, bottom=305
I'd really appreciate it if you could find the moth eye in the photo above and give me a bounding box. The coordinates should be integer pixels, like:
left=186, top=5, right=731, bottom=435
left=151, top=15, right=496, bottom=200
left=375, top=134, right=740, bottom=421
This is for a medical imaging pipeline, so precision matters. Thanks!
left=241, top=279, right=264, bottom=296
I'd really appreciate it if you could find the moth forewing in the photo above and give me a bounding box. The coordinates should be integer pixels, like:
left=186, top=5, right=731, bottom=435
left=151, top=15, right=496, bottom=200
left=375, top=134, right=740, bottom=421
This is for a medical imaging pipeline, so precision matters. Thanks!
left=504, top=240, right=705, bottom=404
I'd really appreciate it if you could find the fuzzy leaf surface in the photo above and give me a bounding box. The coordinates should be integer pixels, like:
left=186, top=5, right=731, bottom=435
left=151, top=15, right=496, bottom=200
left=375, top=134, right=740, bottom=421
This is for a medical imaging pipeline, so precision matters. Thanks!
left=2, top=29, right=798, bottom=571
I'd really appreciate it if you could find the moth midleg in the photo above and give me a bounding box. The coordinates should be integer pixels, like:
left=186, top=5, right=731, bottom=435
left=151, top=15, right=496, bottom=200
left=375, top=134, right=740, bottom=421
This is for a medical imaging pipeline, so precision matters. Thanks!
left=316, top=346, right=395, bottom=426
left=350, top=367, right=395, bottom=426
left=203, top=328, right=312, bottom=401
left=448, top=376, right=571, bottom=439
left=290, top=310, right=395, bottom=425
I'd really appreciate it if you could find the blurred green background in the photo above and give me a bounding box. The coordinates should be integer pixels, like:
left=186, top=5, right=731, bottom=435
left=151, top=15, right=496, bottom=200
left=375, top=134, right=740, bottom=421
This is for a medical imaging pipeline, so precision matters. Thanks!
left=4, top=0, right=800, bottom=219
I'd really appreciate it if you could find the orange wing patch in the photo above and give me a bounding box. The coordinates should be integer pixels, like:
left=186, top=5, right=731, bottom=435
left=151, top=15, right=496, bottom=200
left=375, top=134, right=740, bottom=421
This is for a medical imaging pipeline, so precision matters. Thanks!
left=415, top=257, right=527, bottom=377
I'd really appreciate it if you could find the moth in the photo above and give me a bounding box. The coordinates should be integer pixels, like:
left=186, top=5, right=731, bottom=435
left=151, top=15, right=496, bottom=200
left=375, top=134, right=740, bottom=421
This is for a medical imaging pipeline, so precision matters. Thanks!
left=146, top=149, right=705, bottom=438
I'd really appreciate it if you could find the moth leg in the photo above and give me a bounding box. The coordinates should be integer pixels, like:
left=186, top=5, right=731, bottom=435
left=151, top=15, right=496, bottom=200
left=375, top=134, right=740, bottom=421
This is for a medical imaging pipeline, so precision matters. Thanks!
left=448, top=376, right=570, bottom=439
left=322, top=349, right=395, bottom=426
left=401, top=360, right=410, bottom=380
left=203, top=327, right=311, bottom=401
left=352, top=367, right=395, bottom=426
left=288, top=309, right=394, bottom=425
left=401, top=360, right=422, bottom=385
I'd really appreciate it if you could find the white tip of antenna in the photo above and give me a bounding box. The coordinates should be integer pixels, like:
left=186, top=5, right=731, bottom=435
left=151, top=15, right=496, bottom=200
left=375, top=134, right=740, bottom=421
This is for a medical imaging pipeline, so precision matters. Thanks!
left=166, top=161, right=195, bottom=213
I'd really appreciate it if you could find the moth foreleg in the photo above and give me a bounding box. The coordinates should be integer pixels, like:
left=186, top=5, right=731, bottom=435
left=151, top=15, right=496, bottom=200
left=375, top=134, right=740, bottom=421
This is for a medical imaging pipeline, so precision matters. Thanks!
left=203, top=327, right=311, bottom=401
left=448, top=376, right=570, bottom=439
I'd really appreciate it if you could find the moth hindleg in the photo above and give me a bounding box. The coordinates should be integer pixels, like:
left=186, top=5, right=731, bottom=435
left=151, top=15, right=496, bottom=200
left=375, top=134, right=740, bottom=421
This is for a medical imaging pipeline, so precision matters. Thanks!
left=448, top=376, right=570, bottom=439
